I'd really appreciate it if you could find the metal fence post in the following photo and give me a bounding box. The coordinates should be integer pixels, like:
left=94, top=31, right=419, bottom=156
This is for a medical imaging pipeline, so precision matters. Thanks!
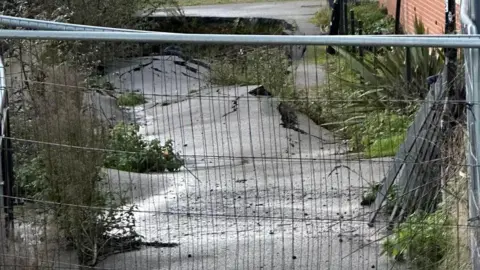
left=0, top=55, right=11, bottom=241
left=472, top=3, right=480, bottom=268
left=2, top=100, right=13, bottom=238
left=461, top=0, right=480, bottom=268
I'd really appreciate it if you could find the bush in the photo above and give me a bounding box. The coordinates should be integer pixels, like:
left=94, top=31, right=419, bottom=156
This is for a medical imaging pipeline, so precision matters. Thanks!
left=104, top=122, right=184, bottom=173
left=382, top=210, right=451, bottom=269
left=14, top=155, right=48, bottom=200
left=350, top=1, right=395, bottom=34
left=117, top=92, right=146, bottom=107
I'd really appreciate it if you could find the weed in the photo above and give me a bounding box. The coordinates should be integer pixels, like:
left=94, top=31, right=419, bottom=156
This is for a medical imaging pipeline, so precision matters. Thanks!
left=347, top=111, right=413, bottom=155
left=117, top=92, right=146, bottom=107
left=310, top=7, right=332, bottom=32
left=364, top=134, right=405, bottom=158
left=104, top=122, right=184, bottom=173
left=210, top=47, right=295, bottom=99
left=361, top=182, right=397, bottom=214
left=382, top=210, right=451, bottom=269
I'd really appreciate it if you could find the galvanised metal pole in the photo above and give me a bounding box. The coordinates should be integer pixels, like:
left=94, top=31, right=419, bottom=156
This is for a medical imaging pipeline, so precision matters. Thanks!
left=0, top=30, right=480, bottom=47
left=0, top=55, right=8, bottom=240
left=461, top=1, right=480, bottom=269
left=0, top=14, right=179, bottom=34
left=471, top=0, right=480, bottom=267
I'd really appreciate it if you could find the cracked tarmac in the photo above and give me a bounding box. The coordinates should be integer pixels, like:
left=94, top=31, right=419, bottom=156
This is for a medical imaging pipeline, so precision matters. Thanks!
left=87, top=50, right=404, bottom=269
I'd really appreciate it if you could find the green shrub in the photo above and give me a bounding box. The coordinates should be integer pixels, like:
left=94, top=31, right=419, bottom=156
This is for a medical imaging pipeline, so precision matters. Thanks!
left=350, top=1, right=395, bottom=34
left=15, top=155, right=48, bottom=200
left=117, top=92, right=146, bottom=107
left=382, top=210, right=451, bottom=269
left=104, top=122, right=184, bottom=173
left=334, top=18, right=444, bottom=111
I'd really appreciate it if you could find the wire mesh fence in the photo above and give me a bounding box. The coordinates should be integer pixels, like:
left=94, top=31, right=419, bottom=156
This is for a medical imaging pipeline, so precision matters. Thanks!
left=0, top=31, right=475, bottom=270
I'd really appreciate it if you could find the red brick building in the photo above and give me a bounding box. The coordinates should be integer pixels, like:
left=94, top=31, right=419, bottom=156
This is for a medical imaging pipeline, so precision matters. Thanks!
left=378, top=0, right=461, bottom=34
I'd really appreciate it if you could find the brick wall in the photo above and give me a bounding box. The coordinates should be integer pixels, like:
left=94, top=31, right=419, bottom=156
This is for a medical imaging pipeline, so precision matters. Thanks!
left=378, top=0, right=461, bottom=34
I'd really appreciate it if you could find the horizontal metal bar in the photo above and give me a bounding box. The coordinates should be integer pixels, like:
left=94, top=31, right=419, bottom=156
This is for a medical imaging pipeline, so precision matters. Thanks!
left=1, top=30, right=480, bottom=47
left=2, top=15, right=479, bottom=39
left=380, top=34, right=480, bottom=38
left=0, top=15, right=179, bottom=34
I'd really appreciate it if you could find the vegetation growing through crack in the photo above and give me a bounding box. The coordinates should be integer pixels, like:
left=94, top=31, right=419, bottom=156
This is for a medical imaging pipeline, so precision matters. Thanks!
left=381, top=210, right=451, bottom=269
left=104, top=122, right=184, bottom=173
left=210, top=47, right=294, bottom=98
left=361, top=182, right=397, bottom=214
left=117, top=92, right=147, bottom=107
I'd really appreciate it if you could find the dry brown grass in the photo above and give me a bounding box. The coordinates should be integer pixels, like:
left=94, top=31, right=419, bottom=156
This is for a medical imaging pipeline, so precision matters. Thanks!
left=30, top=63, right=111, bottom=266
left=7, top=61, right=115, bottom=267
left=439, top=124, right=472, bottom=270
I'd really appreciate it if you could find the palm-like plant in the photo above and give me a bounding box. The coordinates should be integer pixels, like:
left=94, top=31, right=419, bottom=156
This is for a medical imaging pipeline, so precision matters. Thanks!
left=333, top=17, right=445, bottom=114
